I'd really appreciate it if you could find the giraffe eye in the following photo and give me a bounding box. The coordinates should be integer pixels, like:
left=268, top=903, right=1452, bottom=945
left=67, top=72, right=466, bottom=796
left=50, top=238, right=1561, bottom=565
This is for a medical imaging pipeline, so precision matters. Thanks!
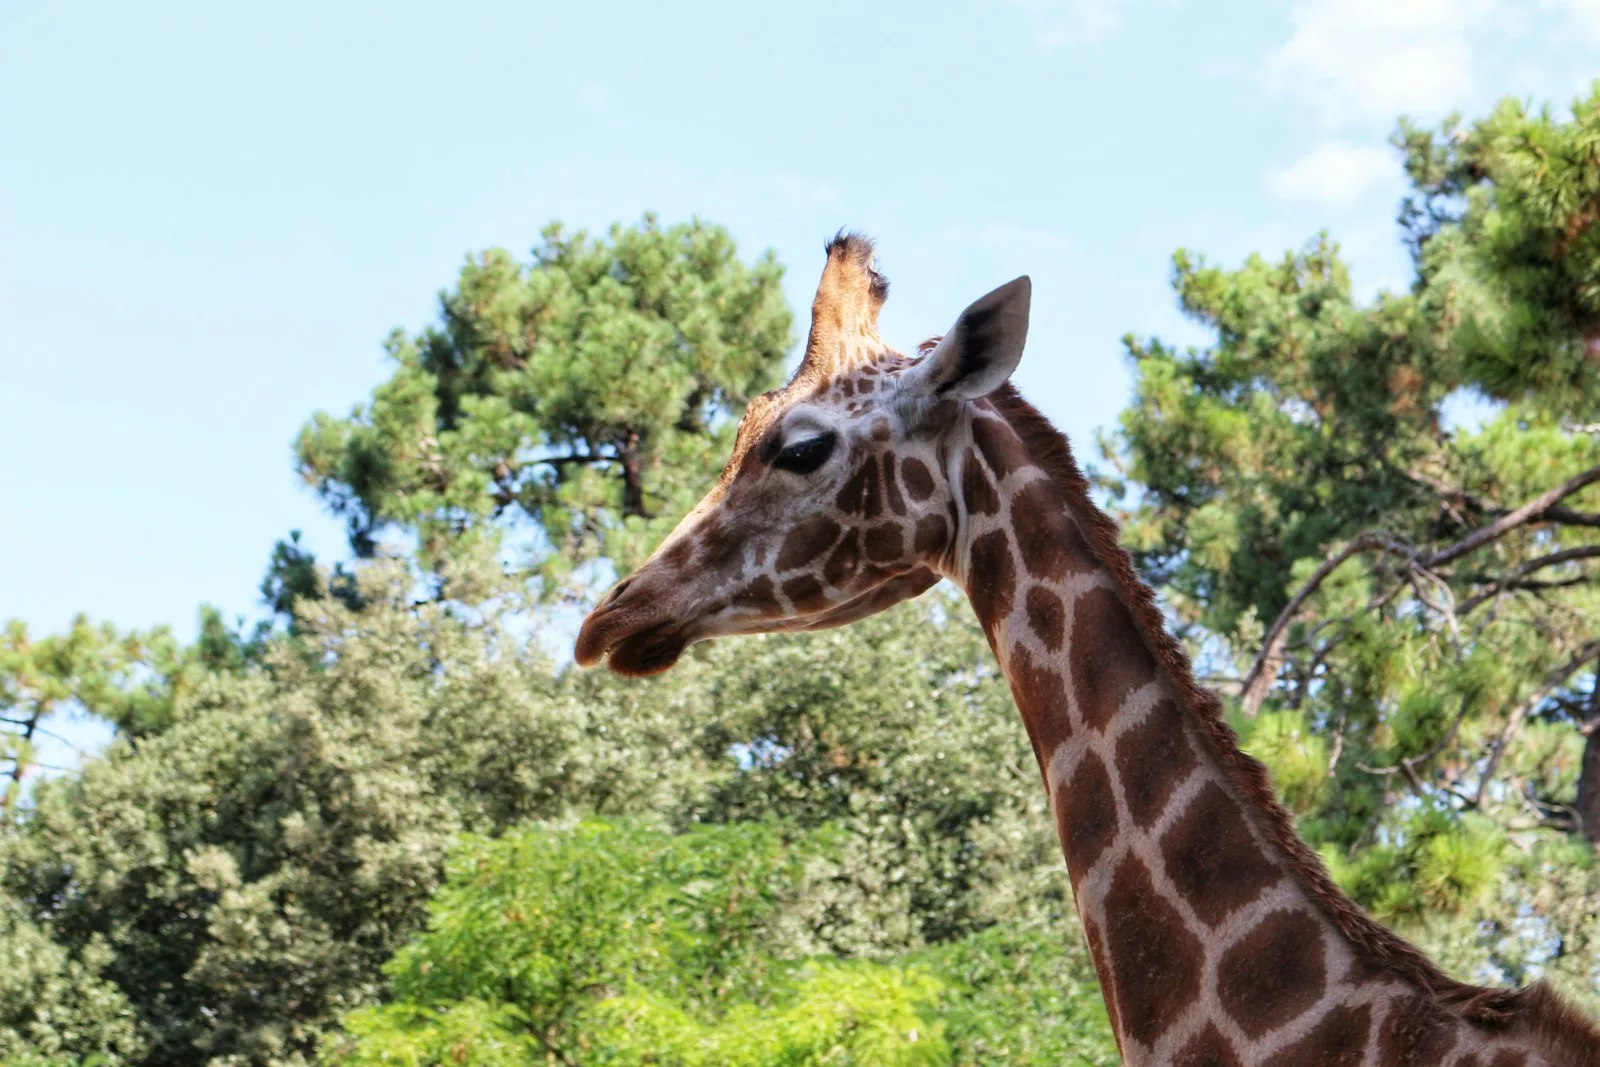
left=772, top=431, right=837, bottom=475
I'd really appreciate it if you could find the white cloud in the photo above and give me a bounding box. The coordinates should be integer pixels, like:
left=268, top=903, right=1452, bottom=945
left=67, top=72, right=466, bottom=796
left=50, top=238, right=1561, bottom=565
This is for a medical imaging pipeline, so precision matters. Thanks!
left=1265, top=141, right=1398, bottom=206
left=1008, top=0, right=1121, bottom=47
left=1266, top=0, right=1499, bottom=126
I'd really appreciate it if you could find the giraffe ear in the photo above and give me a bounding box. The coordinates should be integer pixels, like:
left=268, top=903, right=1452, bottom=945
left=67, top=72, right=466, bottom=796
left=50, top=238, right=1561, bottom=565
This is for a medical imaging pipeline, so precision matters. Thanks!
left=900, top=276, right=1031, bottom=402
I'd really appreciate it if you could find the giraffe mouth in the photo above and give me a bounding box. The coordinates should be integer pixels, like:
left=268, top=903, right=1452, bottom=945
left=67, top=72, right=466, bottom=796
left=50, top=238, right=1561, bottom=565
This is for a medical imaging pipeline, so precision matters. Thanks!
left=574, top=608, right=690, bottom=677
left=606, top=625, right=689, bottom=676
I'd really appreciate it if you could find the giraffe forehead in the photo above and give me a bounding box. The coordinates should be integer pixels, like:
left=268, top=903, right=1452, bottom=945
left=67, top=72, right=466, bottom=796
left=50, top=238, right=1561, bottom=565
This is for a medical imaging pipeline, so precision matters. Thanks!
left=769, top=371, right=913, bottom=443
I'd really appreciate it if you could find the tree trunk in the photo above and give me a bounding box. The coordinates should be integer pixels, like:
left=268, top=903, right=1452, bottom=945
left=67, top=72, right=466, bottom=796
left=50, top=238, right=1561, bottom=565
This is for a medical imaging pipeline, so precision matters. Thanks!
left=1577, top=658, right=1600, bottom=847
left=619, top=431, right=646, bottom=518
left=1577, top=723, right=1600, bottom=847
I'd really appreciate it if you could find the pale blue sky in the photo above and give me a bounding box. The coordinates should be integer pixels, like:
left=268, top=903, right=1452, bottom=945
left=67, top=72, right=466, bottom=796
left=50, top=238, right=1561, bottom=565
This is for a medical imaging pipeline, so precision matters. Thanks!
left=3, top=2, right=1597, bottom=765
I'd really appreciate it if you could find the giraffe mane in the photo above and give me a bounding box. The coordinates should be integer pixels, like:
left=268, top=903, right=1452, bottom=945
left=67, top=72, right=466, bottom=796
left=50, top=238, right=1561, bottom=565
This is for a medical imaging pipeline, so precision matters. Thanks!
left=988, top=384, right=1600, bottom=1058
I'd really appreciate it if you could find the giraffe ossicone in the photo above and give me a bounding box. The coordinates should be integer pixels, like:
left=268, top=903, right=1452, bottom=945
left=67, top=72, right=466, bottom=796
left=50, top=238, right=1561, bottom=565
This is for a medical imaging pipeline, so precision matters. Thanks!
left=575, top=233, right=1600, bottom=1066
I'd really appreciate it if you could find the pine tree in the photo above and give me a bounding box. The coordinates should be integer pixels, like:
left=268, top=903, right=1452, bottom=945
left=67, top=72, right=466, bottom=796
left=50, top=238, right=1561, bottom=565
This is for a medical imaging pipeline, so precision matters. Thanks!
left=1102, top=84, right=1600, bottom=999
left=290, top=215, right=793, bottom=599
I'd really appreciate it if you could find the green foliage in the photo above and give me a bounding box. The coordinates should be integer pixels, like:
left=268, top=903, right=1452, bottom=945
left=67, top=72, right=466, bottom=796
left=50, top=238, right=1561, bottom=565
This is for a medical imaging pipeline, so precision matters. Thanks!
left=330, top=1000, right=535, bottom=1067
left=0, top=893, right=141, bottom=1063
left=0, top=612, right=252, bottom=815
left=377, top=821, right=805, bottom=1030
left=0, top=563, right=1078, bottom=1065
left=12, top=90, right=1600, bottom=1064
left=680, top=588, right=1058, bottom=955
left=291, top=215, right=793, bottom=595
left=0, top=568, right=708, bottom=1065
left=1105, top=82, right=1600, bottom=988
left=588, top=964, right=945, bottom=1067
left=1235, top=709, right=1330, bottom=813
left=326, top=821, right=949, bottom=1067
left=913, top=925, right=1118, bottom=1067
left=1399, top=87, right=1600, bottom=409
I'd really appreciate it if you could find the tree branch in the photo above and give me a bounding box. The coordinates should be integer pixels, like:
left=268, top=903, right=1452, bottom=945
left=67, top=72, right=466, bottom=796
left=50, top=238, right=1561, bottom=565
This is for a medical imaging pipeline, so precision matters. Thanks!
left=1421, top=461, right=1600, bottom=568
left=1355, top=693, right=1473, bottom=791
left=1244, top=463, right=1600, bottom=715
left=1241, top=531, right=1408, bottom=716
left=1475, top=637, right=1600, bottom=808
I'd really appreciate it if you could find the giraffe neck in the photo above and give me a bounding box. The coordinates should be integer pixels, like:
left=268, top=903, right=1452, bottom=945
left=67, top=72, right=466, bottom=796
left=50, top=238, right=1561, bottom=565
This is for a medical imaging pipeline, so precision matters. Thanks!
left=940, top=391, right=1563, bottom=1065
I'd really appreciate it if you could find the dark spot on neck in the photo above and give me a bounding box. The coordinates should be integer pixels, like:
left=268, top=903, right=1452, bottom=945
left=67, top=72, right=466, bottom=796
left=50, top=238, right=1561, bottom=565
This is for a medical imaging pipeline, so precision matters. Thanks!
left=1218, top=909, right=1327, bottom=1038
left=900, top=456, right=935, bottom=501
left=1008, top=644, right=1071, bottom=767
left=1025, top=586, right=1066, bottom=651
left=1174, top=1025, right=1242, bottom=1067
left=971, top=416, right=1029, bottom=480
left=1069, top=588, right=1158, bottom=731
left=1115, top=698, right=1198, bottom=830
left=1057, top=750, right=1118, bottom=890
left=1101, top=855, right=1204, bottom=1047
left=962, top=448, right=1000, bottom=515
left=1159, top=780, right=1282, bottom=927
left=966, top=529, right=1015, bottom=633
left=1261, top=1004, right=1370, bottom=1067
left=1012, top=480, right=1094, bottom=581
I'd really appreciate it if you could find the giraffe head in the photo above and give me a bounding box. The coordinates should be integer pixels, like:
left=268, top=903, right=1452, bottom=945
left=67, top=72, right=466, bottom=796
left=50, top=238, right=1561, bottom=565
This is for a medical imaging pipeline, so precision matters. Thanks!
left=575, top=233, right=1030, bottom=676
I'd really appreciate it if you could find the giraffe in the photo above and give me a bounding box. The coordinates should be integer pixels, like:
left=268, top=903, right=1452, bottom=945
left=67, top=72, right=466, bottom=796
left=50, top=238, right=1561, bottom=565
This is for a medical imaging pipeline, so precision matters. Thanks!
left=575, top=234, right=1600, bottom=1066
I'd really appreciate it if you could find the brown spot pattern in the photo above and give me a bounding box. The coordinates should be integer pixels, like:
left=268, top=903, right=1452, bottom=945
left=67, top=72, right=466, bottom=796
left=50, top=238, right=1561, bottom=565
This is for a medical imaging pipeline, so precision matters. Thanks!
left=967, top=530, right=1015, bottom=631
left=972, top=416, right=1029, bottom=479
left=1057, top=750, right=1118, bottom=888
left=900, top=456, right=935, bottom=501
left=1488, top=1052, right=1527, bottom=1067
left=699, top=523, right=744, bottom=571
left=1025, top=586, right=1066, bottom=650
left=1070, top=588, right=1158, bottom=731
left=1160, top=781, right=1282, bottom=926
left=733, top=575, right=780, bottom=615
left=1218, top=909, right=1327, bottom=1037
left=962, top=448, right=1000, bottom=515
left=864, top=523, right=904, bottom=563
left=1262, top=1004, right=1371, bottom=1067
left=777, top=516, right=841, bottom=572
left=782, top=574, right=828, bottom=611
left=824, top=529, right=861, bottom=587
left=1175, top=1025, right=1243, bottom=1067
left=913, top=514, right=949, bottom=559
left=1011, top=480, right=1094, bottom=581
left=1102, top=854, right=1204, bottom=1048
left=836, top=455, right=884, bottom=518
left=1376, top=996, right=1458, bottom=1067
left=881, top=452, right=907, bottom=515
left=1115, top=697, right=1198, bottom=829
left=1008, top=645, right=1071, bottom=760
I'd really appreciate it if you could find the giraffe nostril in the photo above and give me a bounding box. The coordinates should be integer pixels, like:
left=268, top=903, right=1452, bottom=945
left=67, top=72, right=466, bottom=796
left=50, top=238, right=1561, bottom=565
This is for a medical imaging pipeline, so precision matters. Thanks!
left=607, top=577, right=634, bottom=605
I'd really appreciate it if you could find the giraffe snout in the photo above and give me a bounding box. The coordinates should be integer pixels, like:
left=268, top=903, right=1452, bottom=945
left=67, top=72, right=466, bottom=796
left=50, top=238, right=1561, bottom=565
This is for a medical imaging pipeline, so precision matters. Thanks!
left=574, top=577, right=691, bottom=675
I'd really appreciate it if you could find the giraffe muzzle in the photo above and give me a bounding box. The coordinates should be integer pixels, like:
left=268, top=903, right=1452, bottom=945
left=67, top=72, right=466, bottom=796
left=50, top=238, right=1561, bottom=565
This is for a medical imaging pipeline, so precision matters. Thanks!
left=574, top=602, right=691, bottom=676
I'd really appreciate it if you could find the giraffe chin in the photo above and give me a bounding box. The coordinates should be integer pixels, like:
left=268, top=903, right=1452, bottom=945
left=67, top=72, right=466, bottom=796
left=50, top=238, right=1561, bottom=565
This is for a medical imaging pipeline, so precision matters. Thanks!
left=603, top=626, right=690, bottom=677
